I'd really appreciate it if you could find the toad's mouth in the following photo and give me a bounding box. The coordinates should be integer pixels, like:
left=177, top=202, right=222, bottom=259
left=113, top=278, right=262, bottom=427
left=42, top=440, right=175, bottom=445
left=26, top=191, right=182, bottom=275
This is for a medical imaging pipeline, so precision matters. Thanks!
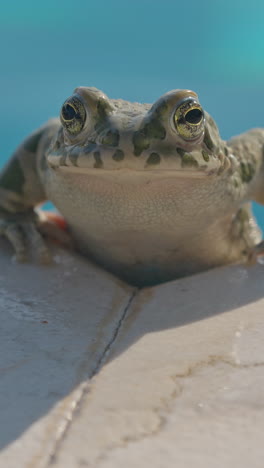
left=46, top=140, right=232, bottom=176
left=47, top=153, right=224, bottom=178
left=53, top=165, right=220, bottom=180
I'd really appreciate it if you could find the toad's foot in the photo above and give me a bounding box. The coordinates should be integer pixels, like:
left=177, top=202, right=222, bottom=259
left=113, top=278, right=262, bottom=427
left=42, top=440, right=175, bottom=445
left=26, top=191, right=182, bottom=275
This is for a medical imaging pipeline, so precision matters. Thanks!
left=37, top=210, right=74, bottom=247
left=247, top=240, right=264, bottom=265
left=0, top=209, right=73, bottom=263
left=253, top=240, right=264, bottom=255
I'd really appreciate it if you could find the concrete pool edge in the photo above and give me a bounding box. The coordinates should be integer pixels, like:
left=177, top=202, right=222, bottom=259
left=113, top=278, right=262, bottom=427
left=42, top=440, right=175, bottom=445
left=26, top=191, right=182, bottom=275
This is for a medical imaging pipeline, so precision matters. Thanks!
left=0, top=241, right=264, bottom=467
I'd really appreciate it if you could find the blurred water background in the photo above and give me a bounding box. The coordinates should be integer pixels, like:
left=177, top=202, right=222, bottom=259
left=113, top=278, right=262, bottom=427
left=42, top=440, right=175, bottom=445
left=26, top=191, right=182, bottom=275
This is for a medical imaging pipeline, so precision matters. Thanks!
left=1, top=0, right=264, bottom=228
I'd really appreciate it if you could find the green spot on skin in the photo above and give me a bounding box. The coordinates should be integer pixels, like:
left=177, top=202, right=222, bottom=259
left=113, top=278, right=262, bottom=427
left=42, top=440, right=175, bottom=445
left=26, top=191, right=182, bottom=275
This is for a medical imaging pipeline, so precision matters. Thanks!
left=233, top=178, right=239, bottom=188
left=203, top=126, right=215, bottom=152
left=102, top=130, right=120, bottom=147
left=176, top=147, right=185, bottom=157
left=155, top=100, right=168, bottom=117
left=236, top=207, right=250, bottom=223
left=94, top=99, right=112, bottom=132
left=132, top=132, right=150, bottom=156
left=97, top=99, right=111, bottom=119
left=234, top=207, right=251, bottom=238
left=240, top=161, right=255, bottom=183
left=202, top=150, right=209, bottom=162
left=144, top=119, right=166, bottom=140
left=146, top=152, right=161, bottom=165
left=181, top=153, right=199, bottom=168
left=133, top=116, right=166, bottom=156
left=0, top=158, right=25, bottom=194
left=93, top=151, right=103, bottom=168
left=112, top=149, right=125, bottom=161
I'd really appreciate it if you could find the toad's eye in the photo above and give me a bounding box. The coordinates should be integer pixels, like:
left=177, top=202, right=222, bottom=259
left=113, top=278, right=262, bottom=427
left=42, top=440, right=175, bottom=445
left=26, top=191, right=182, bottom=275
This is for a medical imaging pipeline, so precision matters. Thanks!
left=173, top=99, right=204, bottom=140
left=61, top=103, right=77, bottom=120
left=60, top=95, right=86, bottom=135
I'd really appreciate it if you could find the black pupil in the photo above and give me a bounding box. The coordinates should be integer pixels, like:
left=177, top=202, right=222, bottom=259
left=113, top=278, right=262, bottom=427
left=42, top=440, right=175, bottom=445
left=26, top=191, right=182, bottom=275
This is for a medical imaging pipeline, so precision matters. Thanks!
left=185, top=108, right=203, bottom=125
left=62, top=103, right=77, bottom=120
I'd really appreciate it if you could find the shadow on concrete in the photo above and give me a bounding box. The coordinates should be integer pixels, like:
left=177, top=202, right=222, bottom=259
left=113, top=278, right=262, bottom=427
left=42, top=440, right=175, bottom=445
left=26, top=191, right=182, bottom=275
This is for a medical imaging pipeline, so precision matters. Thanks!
left=109, top=262, right=264, bottom=361
left=0, top=239, right=133, bottom=451
left=0, top=236, right=264, bottom=451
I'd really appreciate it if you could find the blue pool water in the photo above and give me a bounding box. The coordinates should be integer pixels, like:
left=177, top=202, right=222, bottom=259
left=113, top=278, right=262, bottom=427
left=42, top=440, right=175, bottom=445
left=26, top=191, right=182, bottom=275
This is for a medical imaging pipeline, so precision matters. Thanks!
left=1, top=0, right=264, bottom=229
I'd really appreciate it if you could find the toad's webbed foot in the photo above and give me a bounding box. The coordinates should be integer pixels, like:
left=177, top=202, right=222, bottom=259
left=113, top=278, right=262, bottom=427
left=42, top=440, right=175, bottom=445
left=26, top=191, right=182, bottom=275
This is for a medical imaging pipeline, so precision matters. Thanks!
left=0, top=209, right=52, bottom=263
left=0, top=209, right=73, bottom=263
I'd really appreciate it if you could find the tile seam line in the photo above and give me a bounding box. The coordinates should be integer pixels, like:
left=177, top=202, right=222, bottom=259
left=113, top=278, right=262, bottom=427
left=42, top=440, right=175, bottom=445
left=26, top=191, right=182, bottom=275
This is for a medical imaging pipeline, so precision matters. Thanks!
left=91, top=287, right=139, bottom=376
left=45, top=287, right=138, bottom=468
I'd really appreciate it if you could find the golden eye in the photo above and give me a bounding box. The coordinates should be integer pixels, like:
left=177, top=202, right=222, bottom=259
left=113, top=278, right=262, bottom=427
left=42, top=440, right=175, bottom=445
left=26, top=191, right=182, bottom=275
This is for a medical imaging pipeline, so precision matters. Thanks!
left=60, top=95, right=86, bottom=134
left=173, top=99, right=204, bottom=140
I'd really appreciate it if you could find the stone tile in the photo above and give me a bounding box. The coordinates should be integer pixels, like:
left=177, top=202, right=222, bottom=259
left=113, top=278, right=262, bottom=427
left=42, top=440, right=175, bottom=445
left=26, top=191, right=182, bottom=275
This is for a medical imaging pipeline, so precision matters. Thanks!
left=50, top=263, right=264, bottom=468
left=0, top=240, right=134, bottom=467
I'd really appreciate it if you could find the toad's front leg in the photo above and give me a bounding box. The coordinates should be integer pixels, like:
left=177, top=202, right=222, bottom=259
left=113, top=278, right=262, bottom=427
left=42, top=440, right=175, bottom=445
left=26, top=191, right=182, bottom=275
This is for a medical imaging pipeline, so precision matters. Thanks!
left=228, top=128, right=264, bottom=263
left=0, top=121, right=68, bottom=262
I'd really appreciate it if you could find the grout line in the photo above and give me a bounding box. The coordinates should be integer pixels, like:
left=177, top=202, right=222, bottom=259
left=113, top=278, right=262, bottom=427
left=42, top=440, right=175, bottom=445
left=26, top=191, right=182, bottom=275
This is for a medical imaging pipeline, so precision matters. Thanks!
left=90, top=288, right=138, bottom=377
left=46, top=288, right=138, bottom=467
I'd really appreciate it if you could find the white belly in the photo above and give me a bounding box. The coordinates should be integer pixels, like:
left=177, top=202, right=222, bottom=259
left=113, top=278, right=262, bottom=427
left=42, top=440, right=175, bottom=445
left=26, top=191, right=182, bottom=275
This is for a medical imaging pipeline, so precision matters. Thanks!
left=45, top=167, right=246, bottom=285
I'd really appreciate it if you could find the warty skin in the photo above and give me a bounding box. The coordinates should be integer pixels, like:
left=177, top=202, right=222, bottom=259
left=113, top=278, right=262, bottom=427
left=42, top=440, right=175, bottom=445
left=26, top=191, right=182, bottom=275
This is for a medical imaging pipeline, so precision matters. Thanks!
left=0, top=87, right=263, bottom=286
